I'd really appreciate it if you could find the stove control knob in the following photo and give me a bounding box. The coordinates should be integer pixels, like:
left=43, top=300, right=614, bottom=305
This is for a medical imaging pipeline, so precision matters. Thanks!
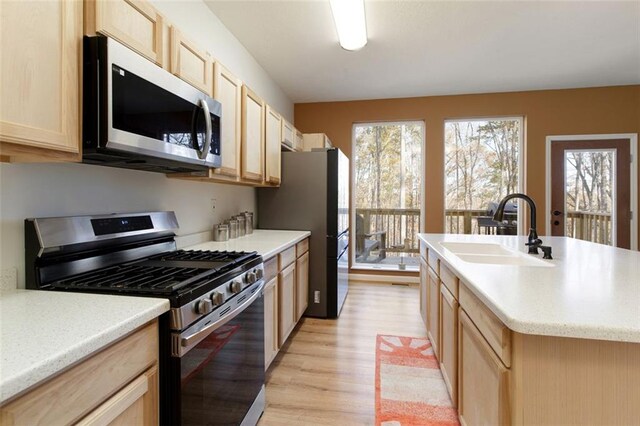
left=245, top=272, right=257, bottom=284
left=254, top=268, right=264, bottom=280
left=195, top=299, right=213, bottom=315
left=210, top=292, right=224, bottom=306
left=230, top=280, right=243, bottom=294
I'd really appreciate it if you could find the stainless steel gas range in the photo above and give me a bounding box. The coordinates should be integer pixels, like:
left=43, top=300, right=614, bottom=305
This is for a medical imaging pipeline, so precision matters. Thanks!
left=24, top=211, right=265, bottom=425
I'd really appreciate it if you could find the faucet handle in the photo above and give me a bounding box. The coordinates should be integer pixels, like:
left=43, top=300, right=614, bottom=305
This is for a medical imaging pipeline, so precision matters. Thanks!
left=540, top=245, right=553, bottom=260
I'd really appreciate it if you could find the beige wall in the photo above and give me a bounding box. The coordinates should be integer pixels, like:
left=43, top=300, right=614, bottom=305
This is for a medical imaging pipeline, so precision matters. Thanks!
left=295, top=85, right=640, bottom=245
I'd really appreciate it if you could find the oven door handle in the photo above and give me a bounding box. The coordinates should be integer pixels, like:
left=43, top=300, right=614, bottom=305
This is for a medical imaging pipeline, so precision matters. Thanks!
left=180, top=281, right=264, bottom=348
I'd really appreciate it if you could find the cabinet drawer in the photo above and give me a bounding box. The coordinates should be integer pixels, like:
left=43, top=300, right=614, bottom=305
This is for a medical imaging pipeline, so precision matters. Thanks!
left=0, top=321, right=158, bottom=425
left=428, top=249, right=440, bottom=276
left=296, top=238, right=309, bottom=257
left=420, top=242, right=427, bottom=261
left=263, top=256, right=278, bottom=282
left=439, top=263, right=459, bottom=300
left=459, top=283, right=511, bottom=367
left=278, top=246, right=296, bottom=270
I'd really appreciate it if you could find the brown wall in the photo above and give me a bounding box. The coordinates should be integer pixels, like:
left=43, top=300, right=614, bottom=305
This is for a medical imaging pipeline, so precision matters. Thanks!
left=295, top=85, right=640, bottom=245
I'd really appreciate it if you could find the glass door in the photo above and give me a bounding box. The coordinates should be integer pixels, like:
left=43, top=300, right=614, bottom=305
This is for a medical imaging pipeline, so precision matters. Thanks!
left=352, top=121, right=424, bottom=271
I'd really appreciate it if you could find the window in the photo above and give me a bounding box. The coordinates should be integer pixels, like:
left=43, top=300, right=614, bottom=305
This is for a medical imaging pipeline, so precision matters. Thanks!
left=444, top=118, right=523, bottom=234
left=352, top=121, right=424, bottom=271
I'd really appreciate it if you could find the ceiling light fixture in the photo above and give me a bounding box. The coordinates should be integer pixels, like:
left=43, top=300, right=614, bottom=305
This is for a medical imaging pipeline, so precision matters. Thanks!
left=329, top=0, right=367, bottom=51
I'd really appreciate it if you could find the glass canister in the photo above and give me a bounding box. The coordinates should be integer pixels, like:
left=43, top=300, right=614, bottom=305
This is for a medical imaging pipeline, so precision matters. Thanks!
left=213, top=224, right=229, bottom=241
left=235, top=215, right=246, bottom=237
left=225, top=219, right=239, bottom=239
left=243, top=212, right=254, bottom=234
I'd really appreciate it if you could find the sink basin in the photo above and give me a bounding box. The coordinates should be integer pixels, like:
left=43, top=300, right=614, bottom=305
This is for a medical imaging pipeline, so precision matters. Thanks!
left=455, top=253, right=554, bottom=267
left=440, top=241, right=554, bottom=267
left=440, top=242, right=512, bottom=255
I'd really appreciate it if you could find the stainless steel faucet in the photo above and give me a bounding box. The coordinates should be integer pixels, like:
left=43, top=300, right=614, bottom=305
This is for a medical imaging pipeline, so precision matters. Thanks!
left=493, top=193, right=552, bottom=259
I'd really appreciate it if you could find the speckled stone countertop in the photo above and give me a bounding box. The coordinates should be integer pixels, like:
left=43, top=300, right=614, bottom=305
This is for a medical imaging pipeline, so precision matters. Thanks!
left=418, top=234, right=640, bottom=343
left=185, top=229, right=310, bottom=260
left=0, top=290, right=168, bottom=404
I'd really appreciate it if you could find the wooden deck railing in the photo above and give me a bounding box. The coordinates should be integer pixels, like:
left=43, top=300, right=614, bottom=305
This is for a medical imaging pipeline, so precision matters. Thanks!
left=444, top=209, right=489, bottom=234
left=357, top=208, right=421, bottom=254
left=566, top=211, right=612, bottom=245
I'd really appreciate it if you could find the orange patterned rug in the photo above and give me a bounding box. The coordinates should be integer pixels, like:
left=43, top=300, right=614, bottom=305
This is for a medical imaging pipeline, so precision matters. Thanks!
left=375, top=335, right=460, bottom=426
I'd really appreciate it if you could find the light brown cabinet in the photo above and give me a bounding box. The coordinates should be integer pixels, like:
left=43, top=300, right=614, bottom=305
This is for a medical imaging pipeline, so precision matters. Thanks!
left=241, top=86, right=265, bottom=182
left=281, top=120, right=294, bottom=150
left=0, top=321, right=159, bottom=425
left=169, top=27, right=212, bottom=95
left=296, top=251, right=309, bottom=320
left=419, top=257, right=428, bottom=327
left=212, top=63, right=242, bottom=178
left=294, top=129, right=304, bottom=152
left=458, top=310, right=510, bottom=426
left=264, top=275, right=279, bottom=369
left=278, top=262, right=297, bottom=346
left=85, top=0, right=165, bottom=66
left=302, top=133, right=332, bottom=151
left=0, top=0, right=82, bottom=162
left=264, top=105, right=282, bottom=185
left=426, top=265, right=440, bottom=360
left=439, top=283, right=458, bottom=406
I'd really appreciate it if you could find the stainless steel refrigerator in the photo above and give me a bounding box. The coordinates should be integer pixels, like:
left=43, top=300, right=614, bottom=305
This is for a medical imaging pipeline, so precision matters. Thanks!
left=258, top=148, right=349, bottom=318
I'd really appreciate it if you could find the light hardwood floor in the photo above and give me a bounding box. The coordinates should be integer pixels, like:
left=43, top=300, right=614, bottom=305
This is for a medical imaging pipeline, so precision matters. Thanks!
left=259, top=282, right=427, bottom=425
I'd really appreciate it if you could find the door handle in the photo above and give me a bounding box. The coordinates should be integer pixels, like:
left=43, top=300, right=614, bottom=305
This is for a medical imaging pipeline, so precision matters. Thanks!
left=197, top=99, right=213, bottom=160
left=553, top=210, right=563, bottom=216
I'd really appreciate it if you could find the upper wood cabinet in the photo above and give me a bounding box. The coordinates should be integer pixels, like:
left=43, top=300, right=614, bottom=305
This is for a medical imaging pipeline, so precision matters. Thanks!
left=85, top=0, right=165, bottom=66
left=281, top=120, right=294, bottom=150
left=294, top=129, right=304, bottom=152
left=241, top=86, right=265, bottom=182
left=265, top=105, right=282, bottom=185
left=213, top=63, right=242, bottom=178
left=169, top=27, right=213, bottom=95
left=0, top=0, right=82, bottom=162
left=303, top=133, right=333, bottom=151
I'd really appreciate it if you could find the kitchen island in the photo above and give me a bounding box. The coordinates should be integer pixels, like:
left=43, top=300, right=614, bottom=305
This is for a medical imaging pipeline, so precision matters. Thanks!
left=417, top=234, right=640, bottom=425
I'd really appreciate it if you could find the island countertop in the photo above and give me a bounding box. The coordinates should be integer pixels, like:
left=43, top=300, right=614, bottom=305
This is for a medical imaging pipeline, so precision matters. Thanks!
left=418, top=234, right=640, bottom=343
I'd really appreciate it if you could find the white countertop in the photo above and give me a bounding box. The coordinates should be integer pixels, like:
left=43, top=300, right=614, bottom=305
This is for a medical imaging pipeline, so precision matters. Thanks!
left=185, top=229, right=311, bottom=260
left=0, top=290, right=168, bottom=404
left=418, top=234, right=640, bottom=343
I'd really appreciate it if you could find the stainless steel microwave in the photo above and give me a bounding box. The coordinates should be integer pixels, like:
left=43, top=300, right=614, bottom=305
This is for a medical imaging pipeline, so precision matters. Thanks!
left=83, top=36, right=221, bottom=173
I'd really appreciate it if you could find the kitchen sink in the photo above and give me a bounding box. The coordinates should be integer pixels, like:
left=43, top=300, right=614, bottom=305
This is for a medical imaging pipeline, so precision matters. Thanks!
left=440, top=241, right=554, bottom=267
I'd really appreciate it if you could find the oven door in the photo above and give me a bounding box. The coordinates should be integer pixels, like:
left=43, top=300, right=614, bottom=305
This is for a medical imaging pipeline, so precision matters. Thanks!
left=102, top=37, right=221, bottom=168
left=168, top=282, right=265, bottom=426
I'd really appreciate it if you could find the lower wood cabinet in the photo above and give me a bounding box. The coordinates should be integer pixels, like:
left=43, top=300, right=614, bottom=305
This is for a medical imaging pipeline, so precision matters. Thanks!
left=458, top=309, right=510, bottom=426
left=295, top=251, right=309, bottom=320
left=263, top=276, right=279, bottom=369
left=278, top=262, right=297, bottom=346
left=0, top=320, right=159, bottom=425
left=439, top=283, right=458, bottom=406
left=426, top=266, right=440, bottom=360
left=419, top=257, right=428, bottom=327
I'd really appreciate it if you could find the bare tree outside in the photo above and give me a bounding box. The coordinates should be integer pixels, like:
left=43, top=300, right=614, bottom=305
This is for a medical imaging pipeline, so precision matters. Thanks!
left=354, top=122, right=423, bottom=269
left=444, top=119, right=521, bottom=234
left=564, top=150, right=615, bottom=245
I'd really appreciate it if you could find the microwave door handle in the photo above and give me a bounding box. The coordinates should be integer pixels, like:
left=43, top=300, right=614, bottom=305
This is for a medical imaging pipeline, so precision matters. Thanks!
left=198, top=99, right=213, bottom=160
left=180, top=281, right=264, bottom=349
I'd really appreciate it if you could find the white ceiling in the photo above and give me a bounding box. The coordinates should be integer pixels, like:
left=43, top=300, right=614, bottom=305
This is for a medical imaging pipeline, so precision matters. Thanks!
left=205, top=1, right=640, bottom=103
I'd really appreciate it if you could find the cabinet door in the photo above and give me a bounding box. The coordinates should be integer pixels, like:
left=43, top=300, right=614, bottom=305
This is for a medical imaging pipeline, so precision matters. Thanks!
left=278, top=263, right=296, bottom=346
left=169, top=27, right=212, bottom=95
left=0, top=0, right=81, bottom=158
left=427, top=266, right=440, bottom=360
left=263, top=276, right=279, bottom=370
left=241, top=86, right=264, bottom=181
left=459, top=309, right=510, bottom=426
left=213, top=63, right=241, bottom=177
left=265, top=105, right=281, bottom=185
left=281, top=120, right=294, bottom=149
left=86, top=0, right=164, bottom=65
left=76, top=366, right=158, bottom=426
left=440, top=284, right=458, bottom=406
left=294, top=129, right=304, bottom=152
left=419, top=257, right=428, bottom=328
left=295, top=251, right=309, bottom=320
